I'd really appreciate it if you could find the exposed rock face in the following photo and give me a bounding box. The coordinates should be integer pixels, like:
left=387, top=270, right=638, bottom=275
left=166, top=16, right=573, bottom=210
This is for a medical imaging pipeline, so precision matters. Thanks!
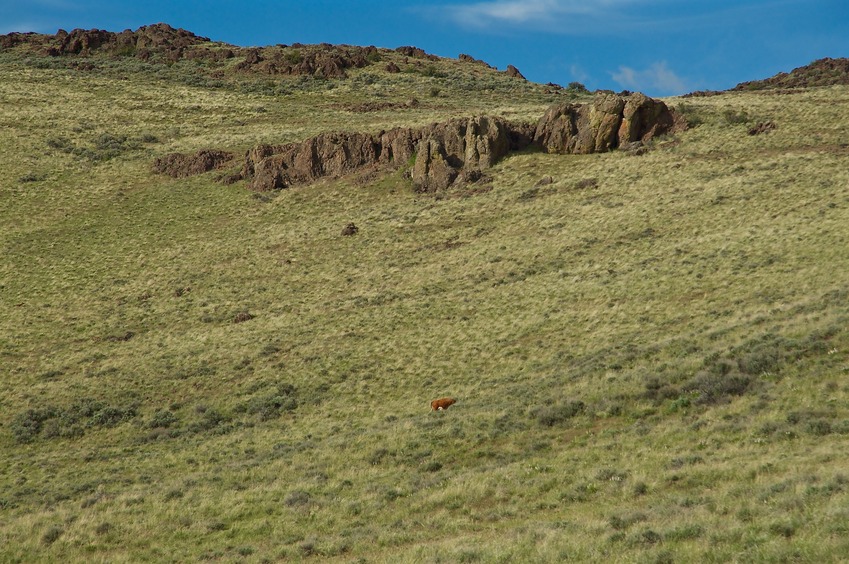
left=240, top=116, right=513, bottom=192
left=234, top=45, right=379, bottom=78
left=0, top=25, right=390, bottom=78
left=152, top=150, right=234, bottom=178
left=459, top=53, right=493, bottom=68
left=734, top=57, right=849, bottom=90
left=534, top=92, right=676, bottom=154
left=619, top=92, right=675, bottom=144
left=395, top=46, right=437, bottom=60
left=38, top=24, right=209, bottom=58
left=156, top=93, right=679, bottom=193
left=505, top=65, right=526, bottom=80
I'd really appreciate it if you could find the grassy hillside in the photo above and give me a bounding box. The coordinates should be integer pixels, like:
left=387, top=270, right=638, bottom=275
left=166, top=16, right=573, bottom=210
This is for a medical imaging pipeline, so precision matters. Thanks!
left=2, top=44, right=849, bottom=563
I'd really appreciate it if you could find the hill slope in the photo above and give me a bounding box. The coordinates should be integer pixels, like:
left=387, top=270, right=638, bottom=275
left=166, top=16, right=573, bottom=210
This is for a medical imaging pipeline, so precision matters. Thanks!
left=2, top=29, right=849, bottom=562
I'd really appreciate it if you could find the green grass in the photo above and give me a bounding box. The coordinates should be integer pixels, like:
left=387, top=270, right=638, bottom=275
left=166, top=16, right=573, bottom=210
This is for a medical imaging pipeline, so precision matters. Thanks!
left=2, top=50, right=849, bottom=562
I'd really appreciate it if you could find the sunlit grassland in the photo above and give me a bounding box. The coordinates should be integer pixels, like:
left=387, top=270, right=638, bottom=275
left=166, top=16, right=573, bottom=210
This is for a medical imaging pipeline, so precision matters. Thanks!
left=1, top=54, right=849, bottom=562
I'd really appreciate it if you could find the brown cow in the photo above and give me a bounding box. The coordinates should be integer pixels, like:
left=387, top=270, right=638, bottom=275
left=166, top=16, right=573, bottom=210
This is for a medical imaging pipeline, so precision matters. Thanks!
left=431, top=397, right=456, bottom=411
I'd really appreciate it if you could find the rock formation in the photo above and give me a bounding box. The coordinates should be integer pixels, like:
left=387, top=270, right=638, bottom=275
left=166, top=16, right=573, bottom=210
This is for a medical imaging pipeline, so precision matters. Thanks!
left=155, top=93, right=680, bottom=192
left=505, top=65, right=526, bottom=80
left=533, top=92, right=676, bottom=155
left=733, top=57, right=849, bottom=90
left=152, top=150, right=234, bottom=178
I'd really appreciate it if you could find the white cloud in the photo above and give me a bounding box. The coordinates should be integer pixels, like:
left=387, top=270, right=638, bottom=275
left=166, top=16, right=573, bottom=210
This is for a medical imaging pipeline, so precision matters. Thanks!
left=611, top=61, right=688, bottom=95
left=0, top=22, right=50, bottom=34
left=433, top=0, right=793, bottom=35
left=444, top=0, right=642, bottom=29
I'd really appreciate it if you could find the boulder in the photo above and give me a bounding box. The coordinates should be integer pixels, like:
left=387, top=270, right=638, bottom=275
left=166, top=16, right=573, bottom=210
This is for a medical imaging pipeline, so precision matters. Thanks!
left=505, top=64, right=526, bottom=80
left=618, top=92, right=675, bottom=145
left=535, top=92, right=675, bottom=154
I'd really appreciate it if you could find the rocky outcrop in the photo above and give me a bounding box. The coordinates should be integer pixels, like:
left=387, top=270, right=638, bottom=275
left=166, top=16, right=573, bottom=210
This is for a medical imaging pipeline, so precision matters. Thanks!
left=734, top=57, right=849, bottom=91
left=459, top=54, right=493, bottom=68
left=395, top=46, right=438, bottom=60
left=152, top=150, right=234, bottom=178
left=505, top=65, right=526, bottom=80
left=238, top=116, right=515, bottom=192
left=156, top=93, right=679, bottom=192
left=39, top=24, right=209, bottom=58
left=234, top=45, right=379, bottom=79
left=0, top=25, right=387, bottom=77
left=534, top=92, right=676, bottom=154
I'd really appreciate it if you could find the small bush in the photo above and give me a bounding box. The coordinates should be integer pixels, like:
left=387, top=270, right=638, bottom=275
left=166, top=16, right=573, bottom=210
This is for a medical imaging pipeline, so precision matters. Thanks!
left=148, top=409, right=178, bottom=429
left=567, top=81, right=589, bottom=93
left=534, top=401, right=585, bottom=426
left=723, top=108, right=749, bottom=125
left=284, top=490, right=311, bottom=507
left=19, top=172, right=45, bottom=183
left=806, top=419, right=832, bottom=436
left=244, top=383, right=297, bottom=421
left=189, top=407, right=228, bottom=433
left=665, top=524, right=704, bottom=541
left=769, top=521, right=797, bottom=538
left=41, top=525, right=64, bottom=545
left=681, top=370, right=752, bottom=404
left=284, top=50, right=302, bottom=65
left=10, top=408, right=55, bottom=443
left=424, top=461, right=443, bottom=472
left=574, top=178, right=598, bottom=190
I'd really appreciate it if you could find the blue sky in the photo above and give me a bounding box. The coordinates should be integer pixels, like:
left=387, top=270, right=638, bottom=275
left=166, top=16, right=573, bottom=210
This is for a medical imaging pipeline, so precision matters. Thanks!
left=1, top=0, right=847, bottom=96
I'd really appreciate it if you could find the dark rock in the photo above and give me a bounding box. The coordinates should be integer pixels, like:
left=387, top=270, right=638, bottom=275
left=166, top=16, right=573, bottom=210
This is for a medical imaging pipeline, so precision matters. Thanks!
left=243, top=48, right=263, bottom=65
left=396, top=46, right=428, bottom=58
left=233, top=311, right=254, bottom=324
left=152, top=150, right=234, bottom=178
left=505, top=64, right=526, bottom=80
left=534, top=175, right=554, bottom=187
left=385, top=62, right=400, bottom=73
left=341, top=222, right=359, bottom=236
left=734, top=57, right=849, bottom=90
left=748, top=121, right=777, bottom=135
left=459, top=53, right=492, bottom=68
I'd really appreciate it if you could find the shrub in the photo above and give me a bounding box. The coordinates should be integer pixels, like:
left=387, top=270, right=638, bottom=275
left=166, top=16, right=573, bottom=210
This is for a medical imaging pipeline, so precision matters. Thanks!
left=681, top=370, right=752, bottom=404
left=284, top=490, right=311, bottom=507
left=284, top=49, right=302, bottom=65
left=148, top=409, right=178, bottom=429
left=534, top=401, right=585, bottom=426
left=189, top=407, right=228, bottom=433
left=574, top=178, right=599, bottom=190
left=10, top=408, right=55, bottom=443
left=41, top=525, right=64, bottom=546
left=244, top=383, right=297, bottom=421
left=567, top=81, right=589, bottom=93
left=806, top=419, right=832, bottom=436
left=722, top=108, right=749, bottom=125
